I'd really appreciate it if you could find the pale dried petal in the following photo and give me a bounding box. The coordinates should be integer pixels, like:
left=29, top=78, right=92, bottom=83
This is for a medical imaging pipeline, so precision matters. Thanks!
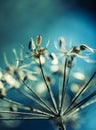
left=4, top=73, right=20, bottom=88
left=35, top=55, right=45, bottom=64
left=27, top=73, right=37, bottom=81
left=73, top=72, right=85, bottom=80
left=71, top=83, right=80, bottom=93
left=50, top=65, right=59, bottom=72
left=35, top=82, right=47, bottom=96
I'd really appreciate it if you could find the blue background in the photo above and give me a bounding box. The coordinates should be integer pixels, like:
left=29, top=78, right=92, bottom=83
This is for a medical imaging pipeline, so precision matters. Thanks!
left=0, top=0, right=96, bottom=130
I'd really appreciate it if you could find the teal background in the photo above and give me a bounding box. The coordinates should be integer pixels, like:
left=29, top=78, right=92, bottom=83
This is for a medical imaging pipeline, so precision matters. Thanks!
left=0, top=0, right=96, bottom=130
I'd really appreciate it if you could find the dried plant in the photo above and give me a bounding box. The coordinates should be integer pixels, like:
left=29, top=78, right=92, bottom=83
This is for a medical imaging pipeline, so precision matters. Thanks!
left=0, top=35, right=96, bottom=130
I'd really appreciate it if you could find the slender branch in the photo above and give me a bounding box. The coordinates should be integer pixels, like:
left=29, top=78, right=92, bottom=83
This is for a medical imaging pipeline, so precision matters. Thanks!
left=23, top=81, right=55, bottom=115
left=62, top=58, right=74, bottom=114
left=0, top=118, right=49, bottom=120
left=59, top=57, right=68, bottom=112
left=63, top=72, right=96, bottom=115
left=39, top=56, right=58, bottom=114
left=0, top=117, right=49, bottom=120
left=0, top=110, right=52, bottom=119
left=1, top=98, right=54, bottom=117
left=16, top=88, right=54, bottom=114
left=3, top=97, right=30, bottom=111
left=81, top=97, right=96, bottom=109
left=65, top=90, right=96, bottom=117
left=61, top=62, right=72, bottom=114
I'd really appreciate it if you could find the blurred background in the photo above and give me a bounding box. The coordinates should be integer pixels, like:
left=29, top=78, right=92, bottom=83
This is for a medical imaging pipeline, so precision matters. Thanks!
left=0, top=0, right=96, bottom=130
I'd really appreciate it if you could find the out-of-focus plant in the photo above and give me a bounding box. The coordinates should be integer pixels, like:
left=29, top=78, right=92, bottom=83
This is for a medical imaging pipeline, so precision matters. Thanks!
left=0, top=35, right=96, bottom=130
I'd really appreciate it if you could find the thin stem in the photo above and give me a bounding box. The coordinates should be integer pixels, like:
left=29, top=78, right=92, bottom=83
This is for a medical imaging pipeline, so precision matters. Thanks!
left=39, top=56, right=58, bottom=114
left=16, top=88, right=54, bottom=114
left=63, top=72, right=96, bottom=115
left=81, top=97, right=96, bottom=109
left=59, top=74, right=62, bottom=110
left=62, top=64, right=72, bottom=114
left=60, top=57, right=68, bottom=112
left=23, top=81, right=56, bottom=115
left=65, top=90, right=96, bottom=116
left=3, top=97, right=30, bottom=111
left=2, top=98, right=54, bottom=117
left=0, top=117, right=49, bottom=120
left=0, top=110, right=50, bottom=117
left=61, top=58, right=74, bottom=114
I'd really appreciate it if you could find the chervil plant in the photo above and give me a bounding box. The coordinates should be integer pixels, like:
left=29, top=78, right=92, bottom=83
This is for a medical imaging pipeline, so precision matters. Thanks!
left=0, top=35, right=96, bottom=130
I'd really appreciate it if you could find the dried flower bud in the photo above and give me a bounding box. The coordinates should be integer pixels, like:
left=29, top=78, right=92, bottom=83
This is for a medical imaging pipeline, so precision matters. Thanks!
left=80, top=44, right=94, bottom=52
left=36, top=35, right=42, bottom=46
left=10, top=105, right=17, bottom=112
left=59, top=37, right=65, bottom=49
left=28, top=38, right=35, bottom=51
left=45, top=75, right=53, bottom=85
left=49, top=53, right=58, bottom=64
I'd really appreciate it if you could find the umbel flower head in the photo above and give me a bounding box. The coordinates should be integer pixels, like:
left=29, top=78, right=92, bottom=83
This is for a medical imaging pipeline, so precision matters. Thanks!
left=0, top=35, right=96, bottom=130
left=27, top=35, right=49, bottom=64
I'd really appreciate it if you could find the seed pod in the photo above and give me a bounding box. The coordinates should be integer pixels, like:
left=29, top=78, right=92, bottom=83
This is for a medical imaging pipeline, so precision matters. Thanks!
left=80, top=44, right=94, bottom=52
left=49, top=53, right=58, bottom=64
left=28, top=38, right=35, bottom=51
left=80, top=44, right=86, bottom=50
left=59, top=37, right=65, bottom=49
left=10, top=105, right=17, bottom=112
left=36, top=35, right=42, bottom=46
left=46, top=75, right=52, bottom=84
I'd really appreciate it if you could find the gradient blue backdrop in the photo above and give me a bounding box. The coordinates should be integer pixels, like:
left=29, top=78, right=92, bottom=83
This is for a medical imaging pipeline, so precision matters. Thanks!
left=0, top=0, right=96, bottom=130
